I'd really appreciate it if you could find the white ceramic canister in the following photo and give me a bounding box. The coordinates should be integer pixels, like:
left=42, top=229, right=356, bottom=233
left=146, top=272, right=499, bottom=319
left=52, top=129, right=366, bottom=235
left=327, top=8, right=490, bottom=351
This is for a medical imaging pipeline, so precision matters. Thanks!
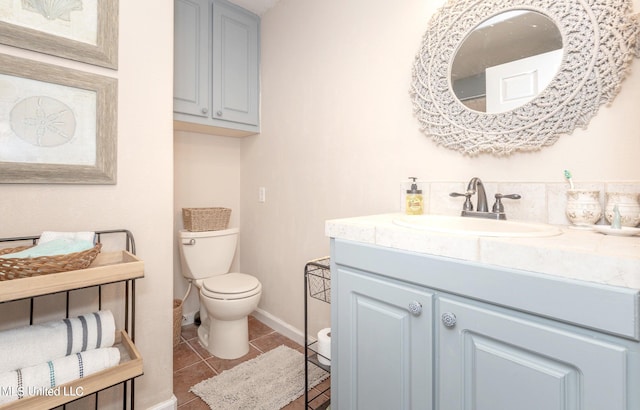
left=604, top=192, right=640, bottom=227
left=565, top=189, right=602, bottom=226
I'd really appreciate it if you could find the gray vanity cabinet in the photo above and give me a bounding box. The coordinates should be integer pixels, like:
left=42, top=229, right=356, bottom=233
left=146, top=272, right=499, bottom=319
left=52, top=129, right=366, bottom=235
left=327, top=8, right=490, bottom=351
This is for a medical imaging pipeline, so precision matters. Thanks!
left=437, top=296, right=627, bottom=410
left=331, top=239, right=639, bottom=410
left=174, top=0, right=259, bottom=135
left=334, top=267, right=433, bottom=410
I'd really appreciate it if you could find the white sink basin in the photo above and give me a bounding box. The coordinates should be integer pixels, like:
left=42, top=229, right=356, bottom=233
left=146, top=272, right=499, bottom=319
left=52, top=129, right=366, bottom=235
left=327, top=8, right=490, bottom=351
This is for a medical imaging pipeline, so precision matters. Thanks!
left=393, top=214, right=562, bottom=238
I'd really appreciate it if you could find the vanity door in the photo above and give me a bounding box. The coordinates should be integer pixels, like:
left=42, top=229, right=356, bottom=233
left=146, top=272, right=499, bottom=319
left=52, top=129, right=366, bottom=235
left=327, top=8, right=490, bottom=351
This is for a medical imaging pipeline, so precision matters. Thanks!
left=334, top=267, right=433, bottom=410
left=437, top=296, right=628, bottom=410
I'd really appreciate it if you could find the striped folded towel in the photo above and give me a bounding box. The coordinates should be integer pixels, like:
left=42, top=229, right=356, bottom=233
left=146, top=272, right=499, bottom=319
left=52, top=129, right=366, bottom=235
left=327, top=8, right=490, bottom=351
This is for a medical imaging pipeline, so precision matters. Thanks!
left=0, top=347, right=120, bottom=404
left=0, top=311, right=115, bottom=374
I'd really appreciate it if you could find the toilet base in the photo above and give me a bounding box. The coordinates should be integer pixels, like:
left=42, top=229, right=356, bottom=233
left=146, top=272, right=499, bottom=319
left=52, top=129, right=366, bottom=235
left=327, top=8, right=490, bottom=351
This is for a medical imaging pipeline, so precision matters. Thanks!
left=198, top=316, right=250, bottom=360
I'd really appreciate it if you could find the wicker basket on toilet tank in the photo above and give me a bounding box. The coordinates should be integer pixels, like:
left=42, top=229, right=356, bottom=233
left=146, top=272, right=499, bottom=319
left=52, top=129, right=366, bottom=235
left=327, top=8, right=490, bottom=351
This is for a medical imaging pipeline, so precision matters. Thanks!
left=182, top=208, right=231, bottom=232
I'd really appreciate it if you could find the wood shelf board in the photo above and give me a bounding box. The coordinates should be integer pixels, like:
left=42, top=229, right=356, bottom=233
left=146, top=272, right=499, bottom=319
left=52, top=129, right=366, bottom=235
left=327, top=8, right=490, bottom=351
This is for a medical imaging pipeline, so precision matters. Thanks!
left=173, top=119, right=258, bottom=137
left=0, top=330, right=143, bottom=410
left=0, top=251, right=144, bottom=303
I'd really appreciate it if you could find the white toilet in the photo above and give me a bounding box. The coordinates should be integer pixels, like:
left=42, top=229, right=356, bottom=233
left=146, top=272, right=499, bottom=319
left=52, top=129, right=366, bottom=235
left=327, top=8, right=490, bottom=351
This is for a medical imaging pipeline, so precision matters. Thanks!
left=178, top=228, right=262, bottom=359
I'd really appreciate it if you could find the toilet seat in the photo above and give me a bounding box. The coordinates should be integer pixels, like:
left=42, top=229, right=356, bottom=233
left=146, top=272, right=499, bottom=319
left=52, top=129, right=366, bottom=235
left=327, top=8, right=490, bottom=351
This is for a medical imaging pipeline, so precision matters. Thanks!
left=201, top=273, right=261, bottom=300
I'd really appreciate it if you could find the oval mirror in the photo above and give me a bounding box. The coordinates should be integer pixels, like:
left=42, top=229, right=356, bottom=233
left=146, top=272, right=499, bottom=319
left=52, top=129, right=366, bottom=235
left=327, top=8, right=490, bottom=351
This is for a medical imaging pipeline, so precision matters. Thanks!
left=410, top=0, right=639, bottom=156
left=451, top=10, right=563, bottom=113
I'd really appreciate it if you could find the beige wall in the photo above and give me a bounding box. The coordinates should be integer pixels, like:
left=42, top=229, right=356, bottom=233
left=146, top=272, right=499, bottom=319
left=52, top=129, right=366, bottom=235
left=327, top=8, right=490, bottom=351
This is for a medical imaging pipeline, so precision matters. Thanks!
left=174, top=131, right=242, bottom=316
left=0, top=0, right=174, bottom=408
left=239, top=0, right=640, bottom=336
left=171, top=0, right=640, bottom=359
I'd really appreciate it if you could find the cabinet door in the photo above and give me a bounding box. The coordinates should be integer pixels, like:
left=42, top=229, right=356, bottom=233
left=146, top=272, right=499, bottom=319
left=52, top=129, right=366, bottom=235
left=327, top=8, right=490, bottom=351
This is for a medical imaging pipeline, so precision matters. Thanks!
left=437, top=296, right=628, bottom=410
left=174, top=0, right=210, bottom=117
left=335, top=268, right=433, bottom=410
left=212, top=0, right=259, bottom=126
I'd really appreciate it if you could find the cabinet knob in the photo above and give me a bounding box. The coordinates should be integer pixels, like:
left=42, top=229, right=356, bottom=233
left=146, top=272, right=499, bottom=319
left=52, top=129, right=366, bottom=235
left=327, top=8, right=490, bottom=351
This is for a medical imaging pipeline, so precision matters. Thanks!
left=201, top=107, right=208, bottom=114
left=408, top=301, right=422, bottom=316
left=216, top=110, right=223, bottom=117
left=441, top=312, right=457, bottom=328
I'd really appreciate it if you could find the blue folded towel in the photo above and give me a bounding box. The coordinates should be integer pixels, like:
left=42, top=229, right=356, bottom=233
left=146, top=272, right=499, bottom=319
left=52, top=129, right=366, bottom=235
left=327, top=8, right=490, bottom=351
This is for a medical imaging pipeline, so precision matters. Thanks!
left=1, top=238, right=95, bottom=259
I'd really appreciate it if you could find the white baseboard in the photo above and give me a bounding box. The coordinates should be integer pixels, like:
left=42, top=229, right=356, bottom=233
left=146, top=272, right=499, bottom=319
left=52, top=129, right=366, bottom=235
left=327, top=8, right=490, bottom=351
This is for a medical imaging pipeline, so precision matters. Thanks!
left=146, top=394, right=177, bottom=410
left=251, top=308, right=305, bottom=346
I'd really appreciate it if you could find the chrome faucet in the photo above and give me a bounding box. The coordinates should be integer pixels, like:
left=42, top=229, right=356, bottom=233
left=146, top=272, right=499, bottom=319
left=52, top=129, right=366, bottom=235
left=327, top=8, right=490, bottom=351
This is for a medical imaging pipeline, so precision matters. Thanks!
left=450, top=177, right=521, bottom=220
left=467, top=177, right=489, bottom=212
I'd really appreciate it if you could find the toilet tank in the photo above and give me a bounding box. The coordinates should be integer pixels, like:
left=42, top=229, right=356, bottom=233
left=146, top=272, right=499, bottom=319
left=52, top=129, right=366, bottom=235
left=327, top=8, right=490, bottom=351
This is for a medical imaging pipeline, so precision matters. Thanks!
left=178, top=228, right=239, bottom=280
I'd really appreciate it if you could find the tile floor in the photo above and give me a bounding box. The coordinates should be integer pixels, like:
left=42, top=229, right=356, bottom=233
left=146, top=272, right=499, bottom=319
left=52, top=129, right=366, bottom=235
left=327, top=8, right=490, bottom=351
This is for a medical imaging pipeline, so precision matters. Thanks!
left=174, top=316, right=331, bottom=409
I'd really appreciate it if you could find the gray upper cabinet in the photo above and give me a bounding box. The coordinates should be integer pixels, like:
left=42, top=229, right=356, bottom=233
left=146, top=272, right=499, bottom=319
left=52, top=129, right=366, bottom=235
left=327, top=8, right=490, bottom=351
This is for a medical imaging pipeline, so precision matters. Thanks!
left=211, top=0, right=259, bottom=127
left=174, top=0, right=260, bottom=136
left=174, top=0, right=209, bottom=118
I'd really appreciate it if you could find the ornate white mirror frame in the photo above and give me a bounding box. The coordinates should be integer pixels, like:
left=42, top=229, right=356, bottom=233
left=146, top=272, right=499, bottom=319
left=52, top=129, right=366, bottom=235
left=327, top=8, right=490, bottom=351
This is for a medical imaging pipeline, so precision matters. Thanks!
left=410, top=0, right=640, bottom=156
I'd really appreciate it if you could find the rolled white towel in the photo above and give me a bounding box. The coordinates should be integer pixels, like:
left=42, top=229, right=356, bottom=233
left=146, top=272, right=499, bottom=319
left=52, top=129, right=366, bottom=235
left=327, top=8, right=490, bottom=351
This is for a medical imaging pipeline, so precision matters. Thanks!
left=0, top=347, right=120, bottom=405
left=0, top=311, right=115, bottom=374
left=38, top=232, right=96, bottom=245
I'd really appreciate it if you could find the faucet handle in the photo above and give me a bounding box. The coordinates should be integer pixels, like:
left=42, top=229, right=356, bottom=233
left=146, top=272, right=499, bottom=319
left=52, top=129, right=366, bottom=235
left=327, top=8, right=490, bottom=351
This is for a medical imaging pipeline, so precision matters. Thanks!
left=450, top=192, right=473, bottom=211
left=492, top=193, right=521, bottom=213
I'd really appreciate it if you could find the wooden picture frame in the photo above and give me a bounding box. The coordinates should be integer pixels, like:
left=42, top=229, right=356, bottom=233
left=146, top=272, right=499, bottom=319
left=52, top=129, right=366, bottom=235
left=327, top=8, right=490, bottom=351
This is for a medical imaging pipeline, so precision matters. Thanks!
left=0, top=1, right=118, bottom=69
left=0, top=54, right=117, bottom=184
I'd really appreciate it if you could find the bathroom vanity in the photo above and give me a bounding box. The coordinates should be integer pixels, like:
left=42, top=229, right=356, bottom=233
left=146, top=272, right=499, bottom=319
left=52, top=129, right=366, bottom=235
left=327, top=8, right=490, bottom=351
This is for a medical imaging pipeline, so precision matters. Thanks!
left=327, top=214, right=640, bottom=410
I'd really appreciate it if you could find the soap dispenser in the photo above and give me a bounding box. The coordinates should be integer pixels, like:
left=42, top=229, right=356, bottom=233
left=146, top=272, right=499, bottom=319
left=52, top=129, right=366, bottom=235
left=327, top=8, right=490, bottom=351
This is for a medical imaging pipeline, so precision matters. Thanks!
left=406, top=177, right=424, bottom=215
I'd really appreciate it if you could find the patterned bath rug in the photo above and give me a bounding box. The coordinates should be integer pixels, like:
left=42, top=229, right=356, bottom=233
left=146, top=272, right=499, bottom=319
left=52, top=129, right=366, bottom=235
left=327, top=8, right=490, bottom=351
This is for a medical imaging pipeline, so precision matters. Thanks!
left=190, top=344, right=329, bottom=410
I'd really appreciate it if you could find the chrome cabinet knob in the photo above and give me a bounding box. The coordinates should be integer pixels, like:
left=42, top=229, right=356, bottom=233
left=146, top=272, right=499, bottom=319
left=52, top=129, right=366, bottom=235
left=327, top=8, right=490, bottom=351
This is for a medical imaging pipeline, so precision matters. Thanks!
left=441, top=312, right=457, bottom=328
left=201, top=107, right=208, bottom=114
left=408, top=301, right=422, bottom=316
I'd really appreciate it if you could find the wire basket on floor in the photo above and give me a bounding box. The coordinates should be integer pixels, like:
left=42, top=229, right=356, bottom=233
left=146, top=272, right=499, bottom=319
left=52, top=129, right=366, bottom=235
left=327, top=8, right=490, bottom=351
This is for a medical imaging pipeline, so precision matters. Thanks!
left=182, top=207, right=231, bottom=232
left=0, top=243, right=102, bottom=281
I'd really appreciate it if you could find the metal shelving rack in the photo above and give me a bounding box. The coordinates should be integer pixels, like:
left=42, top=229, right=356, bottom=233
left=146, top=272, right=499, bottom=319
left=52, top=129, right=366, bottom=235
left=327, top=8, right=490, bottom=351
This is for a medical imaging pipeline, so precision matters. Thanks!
left=304, top=257, right=331, bottom=410
left=0, top=230, right=142, bottom=410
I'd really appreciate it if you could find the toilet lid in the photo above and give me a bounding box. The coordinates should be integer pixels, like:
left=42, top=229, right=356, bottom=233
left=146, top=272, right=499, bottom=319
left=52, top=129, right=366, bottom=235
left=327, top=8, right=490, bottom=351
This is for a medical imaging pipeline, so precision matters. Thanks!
left=202, top=273, right=261, bottom=299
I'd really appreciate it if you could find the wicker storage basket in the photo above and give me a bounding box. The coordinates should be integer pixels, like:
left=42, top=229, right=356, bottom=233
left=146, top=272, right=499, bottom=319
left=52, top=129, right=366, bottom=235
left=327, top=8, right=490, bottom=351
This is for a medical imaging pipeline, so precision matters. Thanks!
left=173, top=299, right=183, bottom=346
left=182, top=207, right=231, bottom=232
left=0, top=243, right=102, bottom=281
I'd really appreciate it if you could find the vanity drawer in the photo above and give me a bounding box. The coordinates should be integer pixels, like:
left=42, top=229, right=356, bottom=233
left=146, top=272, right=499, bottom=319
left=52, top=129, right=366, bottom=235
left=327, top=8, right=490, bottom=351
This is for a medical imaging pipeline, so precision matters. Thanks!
left=333, top=239, right=640, bottom=340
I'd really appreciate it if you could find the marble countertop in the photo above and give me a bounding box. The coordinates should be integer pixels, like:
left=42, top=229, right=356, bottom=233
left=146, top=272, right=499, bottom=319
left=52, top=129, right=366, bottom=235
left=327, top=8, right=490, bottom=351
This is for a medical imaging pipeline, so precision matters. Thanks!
left=326, top=213, right=640, bottom=290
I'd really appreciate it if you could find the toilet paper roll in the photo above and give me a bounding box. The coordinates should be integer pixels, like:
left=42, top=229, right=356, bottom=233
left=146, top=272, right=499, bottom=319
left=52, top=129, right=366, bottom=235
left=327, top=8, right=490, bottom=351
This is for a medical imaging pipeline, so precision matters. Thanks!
left=317, top=327, right=331, bottom=366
